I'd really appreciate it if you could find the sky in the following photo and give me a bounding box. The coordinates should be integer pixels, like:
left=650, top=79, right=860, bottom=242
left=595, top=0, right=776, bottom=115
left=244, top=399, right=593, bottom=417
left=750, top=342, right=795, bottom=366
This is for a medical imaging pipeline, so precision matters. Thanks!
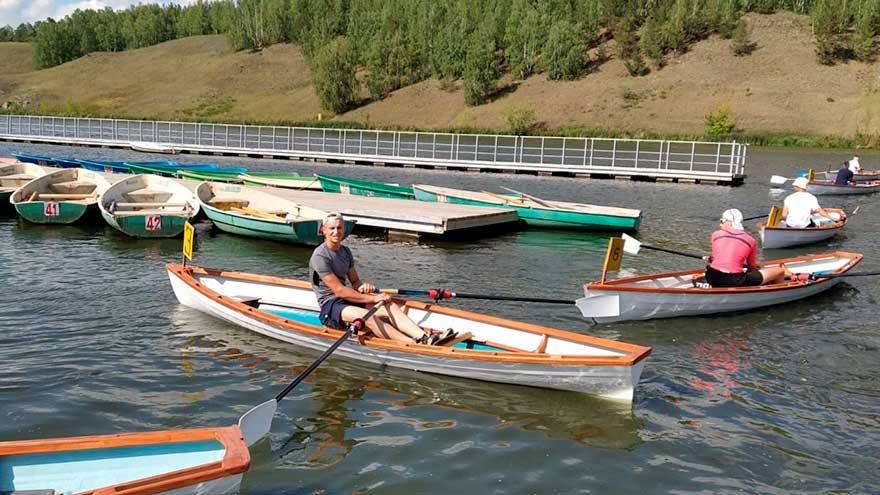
left=0, top=0, right=199, bottom=28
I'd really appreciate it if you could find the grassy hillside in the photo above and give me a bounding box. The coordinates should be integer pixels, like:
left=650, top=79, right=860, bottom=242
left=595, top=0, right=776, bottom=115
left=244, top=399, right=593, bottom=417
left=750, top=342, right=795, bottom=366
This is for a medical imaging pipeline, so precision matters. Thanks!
left=1, top=12, right=878, bottom=143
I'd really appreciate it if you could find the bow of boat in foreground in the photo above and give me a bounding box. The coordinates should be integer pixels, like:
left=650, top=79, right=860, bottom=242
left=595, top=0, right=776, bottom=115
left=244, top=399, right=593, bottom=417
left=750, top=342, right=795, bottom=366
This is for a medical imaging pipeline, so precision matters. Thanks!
left=166, top=263, right=651, bottom=403
left=0, top=425, right=249, bottom=495
left=577, top=252, right=862, bottom=323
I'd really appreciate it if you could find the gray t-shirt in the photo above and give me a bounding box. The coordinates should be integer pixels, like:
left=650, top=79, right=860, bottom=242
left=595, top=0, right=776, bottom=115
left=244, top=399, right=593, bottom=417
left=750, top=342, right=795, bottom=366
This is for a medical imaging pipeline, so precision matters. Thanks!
left=309, top=243, right=355, bottom=307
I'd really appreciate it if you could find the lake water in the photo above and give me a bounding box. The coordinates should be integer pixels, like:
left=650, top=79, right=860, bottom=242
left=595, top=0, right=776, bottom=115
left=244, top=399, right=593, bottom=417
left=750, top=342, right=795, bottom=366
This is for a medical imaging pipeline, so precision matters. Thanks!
left=1, top=142, right=878, bottom=494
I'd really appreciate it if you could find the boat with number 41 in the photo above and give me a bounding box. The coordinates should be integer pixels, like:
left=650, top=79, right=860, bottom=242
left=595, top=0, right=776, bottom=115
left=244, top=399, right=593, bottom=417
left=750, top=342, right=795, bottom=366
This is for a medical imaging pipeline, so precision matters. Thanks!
left=10, top=168, right=111, bottom=224
left=166, top=263, right=652, bottom=402
left=0, top=425, right=249, bottom=495
left=576, top=252, right=862, bottom=323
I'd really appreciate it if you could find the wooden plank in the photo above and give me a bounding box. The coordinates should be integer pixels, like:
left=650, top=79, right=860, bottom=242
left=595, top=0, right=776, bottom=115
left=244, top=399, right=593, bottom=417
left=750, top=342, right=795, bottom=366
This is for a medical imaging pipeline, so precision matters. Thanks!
left=115, top=202, right=189, bottom=208
left=37, top=193, right=96, bottom=200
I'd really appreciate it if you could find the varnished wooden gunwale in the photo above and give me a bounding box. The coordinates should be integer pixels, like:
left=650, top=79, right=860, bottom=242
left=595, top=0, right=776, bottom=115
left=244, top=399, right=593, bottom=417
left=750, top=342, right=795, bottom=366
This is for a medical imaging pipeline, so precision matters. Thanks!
left=585, top=251, right=862, bottom=294
left=757, top=217, right=847, bottom=233
left=168, top=263, right=651, bottom=366
left=0, top=425, right=249, bottom=495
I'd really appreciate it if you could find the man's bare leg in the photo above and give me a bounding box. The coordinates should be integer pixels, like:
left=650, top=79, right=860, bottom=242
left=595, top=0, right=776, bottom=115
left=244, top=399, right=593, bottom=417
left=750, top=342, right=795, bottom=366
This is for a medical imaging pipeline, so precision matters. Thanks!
left=341, top=306, right=412, bottom=343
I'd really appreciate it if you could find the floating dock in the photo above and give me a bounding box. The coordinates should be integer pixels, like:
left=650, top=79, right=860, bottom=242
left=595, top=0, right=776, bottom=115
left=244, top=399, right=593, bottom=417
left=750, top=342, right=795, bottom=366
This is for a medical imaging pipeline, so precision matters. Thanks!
left=3, top=115, right=747, bottom=186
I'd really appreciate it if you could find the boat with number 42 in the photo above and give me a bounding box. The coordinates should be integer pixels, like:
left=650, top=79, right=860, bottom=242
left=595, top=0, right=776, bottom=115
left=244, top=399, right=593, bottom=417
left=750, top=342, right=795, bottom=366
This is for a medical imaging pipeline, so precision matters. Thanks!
left=757, top=216, right=847, bottom=249
left=166, top=263, right=652, bottom=402
left=576, top=252, right=862, bottom=323
left=196, top=181, right=355, bottom=245
left=99, top=174, right=200, bottom=238
left=0, top=425, right=249, bottom=495
left=10, top=168, right=111, bottom=224
left=413, top=184, right=642, bottom=231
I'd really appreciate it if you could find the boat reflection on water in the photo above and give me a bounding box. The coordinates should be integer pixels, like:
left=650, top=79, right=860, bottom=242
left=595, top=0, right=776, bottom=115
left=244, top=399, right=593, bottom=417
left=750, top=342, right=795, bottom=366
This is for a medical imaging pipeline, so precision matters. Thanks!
left=170, top=305, right=641, bottom=466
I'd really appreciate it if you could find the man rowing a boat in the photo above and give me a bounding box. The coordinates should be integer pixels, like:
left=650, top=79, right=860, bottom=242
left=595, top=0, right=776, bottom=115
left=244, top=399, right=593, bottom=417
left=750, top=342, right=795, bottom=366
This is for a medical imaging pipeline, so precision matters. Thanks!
left=310, top=212, right=455, bottom=345
left=834, top=161, right=855, bottom=185
left=783, top=177, right=845, bottom=228
left=704, top=209, right=787, bottom=287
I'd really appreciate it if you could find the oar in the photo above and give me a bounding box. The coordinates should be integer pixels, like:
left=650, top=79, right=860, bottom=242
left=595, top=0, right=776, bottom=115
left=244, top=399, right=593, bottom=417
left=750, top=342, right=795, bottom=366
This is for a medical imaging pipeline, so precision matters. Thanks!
left=238, top=300, right=387, bottom=446
left=810, top=270, right=880, bottom=280
left=770, top=175, right=790, bottom=185
left=621, top=233, right=705, bottom=260
left=500, top=186, right=559, bottom=209
left=378, top=288, right=574, bottom=305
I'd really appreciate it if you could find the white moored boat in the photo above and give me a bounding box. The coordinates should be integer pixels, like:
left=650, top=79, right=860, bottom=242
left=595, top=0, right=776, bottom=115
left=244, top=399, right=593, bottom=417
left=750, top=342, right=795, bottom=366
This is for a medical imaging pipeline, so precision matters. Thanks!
left=576, top=252, right=862, bottom=323
left=758, top=217, right=846, bottom=249
left=167, top=263, right=652, bottom=402
left=822, top=170, right=880, bottom=182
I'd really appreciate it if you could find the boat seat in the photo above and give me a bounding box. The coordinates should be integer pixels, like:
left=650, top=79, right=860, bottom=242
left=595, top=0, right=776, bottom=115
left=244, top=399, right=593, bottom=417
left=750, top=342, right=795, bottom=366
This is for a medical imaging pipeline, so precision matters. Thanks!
left=0, top=490, right=56, bottom=495
left=126, top=189, right=173, bottom=202
left=36, top=193, right=96, bottom=200
left=113, top=210, right=191, bottom=216
left=0, top=173, right=35, bottom=180
left=49, top=181, right=97, bottom=194
left=114, top=202, right=189, bottom=209
left=209, top=197, right=249, bottom=207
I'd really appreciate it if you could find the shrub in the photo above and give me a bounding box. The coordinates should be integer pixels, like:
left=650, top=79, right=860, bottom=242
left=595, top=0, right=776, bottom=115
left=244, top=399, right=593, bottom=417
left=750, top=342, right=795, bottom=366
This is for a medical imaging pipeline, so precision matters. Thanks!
left=731, top=20, right=755, bottom=56
left=705, top=104, right=736, bottom=137
left=503, top=105, right=538, bottom=135
left=624, top=54, right=649, bottom=77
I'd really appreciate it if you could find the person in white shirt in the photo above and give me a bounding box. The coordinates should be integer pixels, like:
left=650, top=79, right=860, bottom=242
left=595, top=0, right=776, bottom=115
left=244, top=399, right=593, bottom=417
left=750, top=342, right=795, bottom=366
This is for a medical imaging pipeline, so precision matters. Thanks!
left=848, top=156, right=861, bottom=174
left=782, top=177, right=846, bottom=228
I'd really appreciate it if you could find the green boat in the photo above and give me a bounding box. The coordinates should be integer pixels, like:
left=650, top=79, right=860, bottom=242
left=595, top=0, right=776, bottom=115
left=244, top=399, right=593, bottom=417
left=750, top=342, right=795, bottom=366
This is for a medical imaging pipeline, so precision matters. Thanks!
left=126, top=163, right=246, bottom=177
left=239, top=172, right=322, bottom=190
left=316, top=174, right=415, bottom=199
left=196, top=182, right=355, bottom=245
left=99, top=174, right=200, bottom=238
left=178, top=169, right=244, bottom=183
left=0, top=162, right=46, bottom=203
left=10, top=168, right=111, bottom=224
left=412, top=184, right=642, bottom=231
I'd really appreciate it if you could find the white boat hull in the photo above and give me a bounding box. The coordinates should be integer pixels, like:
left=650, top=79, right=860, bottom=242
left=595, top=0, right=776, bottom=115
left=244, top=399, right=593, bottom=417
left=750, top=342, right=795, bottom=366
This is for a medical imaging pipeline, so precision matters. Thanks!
left=577, top=253, right=860, bottom=323
left=759, top=223, right=843, bottom=249
left=167, top=267, right=648, bottom=402
left=806, top=181, right=880, bottom=195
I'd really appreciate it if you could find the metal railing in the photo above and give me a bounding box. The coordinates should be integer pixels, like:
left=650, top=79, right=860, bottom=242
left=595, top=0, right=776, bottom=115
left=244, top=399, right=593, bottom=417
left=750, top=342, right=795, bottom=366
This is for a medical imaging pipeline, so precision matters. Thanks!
left=0, top=115, right=747, bottom=179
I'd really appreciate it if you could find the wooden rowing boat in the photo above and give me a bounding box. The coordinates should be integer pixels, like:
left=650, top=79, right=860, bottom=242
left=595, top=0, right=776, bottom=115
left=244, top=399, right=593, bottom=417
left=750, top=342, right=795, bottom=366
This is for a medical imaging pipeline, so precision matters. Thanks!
left=822, top=170, right=880, bottom=182
left=317, top=174, right=415, bottom=199
left=806, top=180, right=880, bottom=195
left=239, top=172, right=321, bottom=190
left=99, top=175, right=200, bottom=238
left=130, top=141, right=179, bottom=154
left=576, top=252, right=862, bottom=323
left=78, top=160, right=177, bottom=173
left=0, top=162, right=46, bottom=203
left=178, top=169, right=245, bottom=183
left=127, top=163, right=237, bottom=177
left=196, top=181, right=354, bottom=245
left=758, top=217, right=846, bottom=249
left=166, top=263, right=652, bottom=402
left=413, top=184, right=642, bottom=231
left=0, top=425, right=249, bottom=494
left=10, top=168, right=111, bottom=224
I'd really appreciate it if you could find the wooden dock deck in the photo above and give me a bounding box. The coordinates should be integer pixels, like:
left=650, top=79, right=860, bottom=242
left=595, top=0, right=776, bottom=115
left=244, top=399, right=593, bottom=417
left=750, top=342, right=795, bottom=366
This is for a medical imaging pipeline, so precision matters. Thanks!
left=48, top=167, right=518, bottom=236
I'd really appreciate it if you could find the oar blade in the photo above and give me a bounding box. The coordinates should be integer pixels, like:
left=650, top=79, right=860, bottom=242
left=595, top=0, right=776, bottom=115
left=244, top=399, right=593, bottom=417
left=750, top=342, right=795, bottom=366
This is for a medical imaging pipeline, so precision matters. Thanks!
left=770, top=175, right=789, bottom=185
left=239, top=399, right=277, bottom=446
left=621, top=233, right=642, bottom=255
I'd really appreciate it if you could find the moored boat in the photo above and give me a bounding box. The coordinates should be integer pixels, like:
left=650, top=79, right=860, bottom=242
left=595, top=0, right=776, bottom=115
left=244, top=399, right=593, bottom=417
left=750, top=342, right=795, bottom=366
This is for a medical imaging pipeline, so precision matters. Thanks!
left=167, top=263, right=652, bottom=402
left=576, top=252, right=862, bottom=323
left=12, top=152, right=64, bottom=167
left=78, top=159, right=176, bottom=173
left=0, top=162, right=46, bottom=202
left=99, top=174, right=200, bottom=238
left=806, top=180, right=880, bottom=195
left=196, top=181, right=354, bottom=245
left=758, top=216, right=847, bottom=249
left=317, top=174, right=415, bottom=199
left=130, top=141, right=179, bottom=154
left=414, top=184, right=642, bottom=231
left=0, top=425, right=249, bottom=495
left=127, top=163, right=232, bottom=177
left=10, top=168, right=111, bottom=224
left=178, top=169, right=245, bottom=183
left=239, top=172, right=321, bottom=190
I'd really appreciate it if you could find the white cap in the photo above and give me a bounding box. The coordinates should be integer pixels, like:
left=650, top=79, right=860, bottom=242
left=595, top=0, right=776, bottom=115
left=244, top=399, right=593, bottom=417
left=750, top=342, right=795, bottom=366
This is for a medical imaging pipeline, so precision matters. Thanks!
left=792, top=176, right=809, bottom=190
left=721, top=208, right=744, bottom=230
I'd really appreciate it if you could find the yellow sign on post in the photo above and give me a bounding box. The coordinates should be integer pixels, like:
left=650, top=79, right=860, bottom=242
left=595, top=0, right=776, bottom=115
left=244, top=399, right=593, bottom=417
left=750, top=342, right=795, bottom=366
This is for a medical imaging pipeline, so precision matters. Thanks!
left=807, top=169, right=815, bottom=183
left=767, top=206, right=782, bottom=228
left=601, top=237, right=625, bottom=283
left=182, top=221, right=195, bottom=263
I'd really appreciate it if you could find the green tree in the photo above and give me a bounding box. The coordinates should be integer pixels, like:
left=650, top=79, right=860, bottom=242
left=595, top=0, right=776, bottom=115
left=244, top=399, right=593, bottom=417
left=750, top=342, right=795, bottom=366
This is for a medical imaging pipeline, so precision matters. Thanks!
left=639, top=15, right=664, bottom=67
left=504, top=0, right=545, bottom=79
left=542, top=20, right=587, bottom=80
left=313, top=36, right=359, bottom=113
left=177, top=1, right=209, bottom=37
left=463, top=25, right=499, bottom=106
left=0, top=25, right=13, bottom=42
left=812, top=0, right=846, bottom=64
left=853, top=2, right=877, bottom=62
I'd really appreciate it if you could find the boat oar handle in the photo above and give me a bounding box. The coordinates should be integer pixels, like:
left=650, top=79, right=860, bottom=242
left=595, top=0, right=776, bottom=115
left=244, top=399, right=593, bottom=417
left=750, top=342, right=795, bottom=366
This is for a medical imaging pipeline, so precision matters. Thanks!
left=274, top=300, right=386, bottom=402
left=378, top=288, right=574, bottom=305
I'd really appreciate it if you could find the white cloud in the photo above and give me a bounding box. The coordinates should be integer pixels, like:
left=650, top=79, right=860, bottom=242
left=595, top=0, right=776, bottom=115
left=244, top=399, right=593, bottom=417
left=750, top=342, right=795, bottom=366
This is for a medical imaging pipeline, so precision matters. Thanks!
left=1, top=1, right=202, bottom=27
